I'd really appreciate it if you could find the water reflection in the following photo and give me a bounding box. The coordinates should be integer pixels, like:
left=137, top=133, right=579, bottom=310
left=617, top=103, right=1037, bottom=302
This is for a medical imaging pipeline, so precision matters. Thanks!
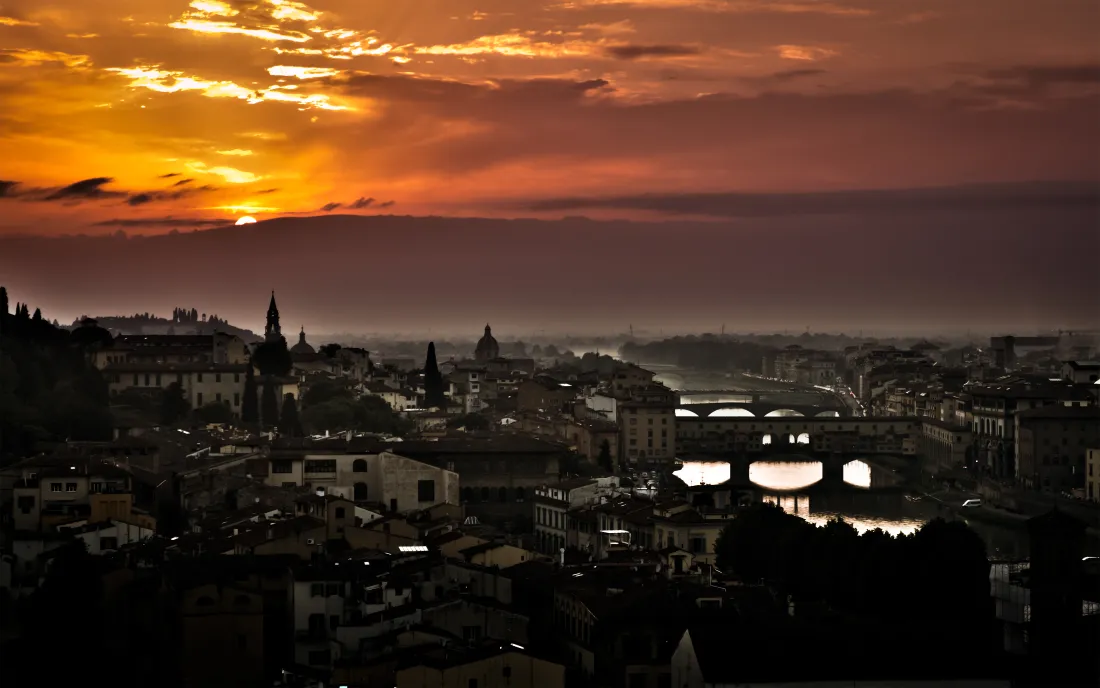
left=675, top=459, right=926, bottom=536
left=762, top=494, right=928, bottom=537
left=673, top=459, right=873, bottom=490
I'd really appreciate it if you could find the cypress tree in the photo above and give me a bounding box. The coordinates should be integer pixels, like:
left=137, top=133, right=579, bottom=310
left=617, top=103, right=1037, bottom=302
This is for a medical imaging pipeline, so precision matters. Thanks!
left=280, top=393, right=303, bottom=437
left=241, top=362, right=259, bottom=425
left=261, top=375, right=279, bottom=429
left=424, top=341, right=446, bottom=408
left=32, top=308, right=41, bottom=322
left=0, top=286, right=7, bottom=315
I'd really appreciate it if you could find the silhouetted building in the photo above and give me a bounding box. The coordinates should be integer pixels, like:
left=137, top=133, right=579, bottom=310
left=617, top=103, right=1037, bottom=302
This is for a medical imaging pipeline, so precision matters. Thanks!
left=264, top=291, right=282, bottom=342
left=474, top=323, right=500, bottom=361
left=290, top=326, right=314, bottom=355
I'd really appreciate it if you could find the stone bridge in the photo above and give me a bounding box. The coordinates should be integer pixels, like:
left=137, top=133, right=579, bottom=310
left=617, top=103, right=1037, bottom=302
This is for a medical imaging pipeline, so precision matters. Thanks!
left=676, top=401, right=848, bottom=419
left=725, top=452, right=852, bottom=489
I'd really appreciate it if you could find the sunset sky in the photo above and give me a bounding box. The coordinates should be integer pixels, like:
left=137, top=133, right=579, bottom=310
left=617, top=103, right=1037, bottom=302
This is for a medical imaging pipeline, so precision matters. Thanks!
left=1, top=0, right=1098, bottom=233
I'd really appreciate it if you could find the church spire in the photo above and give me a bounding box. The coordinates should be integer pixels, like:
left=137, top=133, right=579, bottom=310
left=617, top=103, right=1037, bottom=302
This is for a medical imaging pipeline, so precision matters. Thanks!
left=265, top=290, right=282, bottom=341
left=299, top=325, right=306, bottom=344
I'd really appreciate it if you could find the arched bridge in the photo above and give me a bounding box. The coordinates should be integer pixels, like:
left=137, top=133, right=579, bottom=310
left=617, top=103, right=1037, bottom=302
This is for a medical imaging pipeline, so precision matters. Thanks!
left=676, top=401, right=849, bottom=419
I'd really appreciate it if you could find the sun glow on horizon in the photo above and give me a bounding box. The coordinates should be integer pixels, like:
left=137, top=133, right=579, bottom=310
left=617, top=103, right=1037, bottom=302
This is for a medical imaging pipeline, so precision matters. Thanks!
left=235, top=215, right=257, bottom=225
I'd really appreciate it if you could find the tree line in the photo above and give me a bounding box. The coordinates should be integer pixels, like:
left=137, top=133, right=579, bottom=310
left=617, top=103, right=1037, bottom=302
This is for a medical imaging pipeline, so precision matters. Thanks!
left=0, top=287, right=114, bottom=465
left=714, top=503, right=993, bottom=630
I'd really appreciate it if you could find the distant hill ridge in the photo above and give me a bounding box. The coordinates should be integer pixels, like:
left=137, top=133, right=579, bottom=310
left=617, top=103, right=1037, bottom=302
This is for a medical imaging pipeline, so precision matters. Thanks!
left=72, top=309, right=260, bottom=342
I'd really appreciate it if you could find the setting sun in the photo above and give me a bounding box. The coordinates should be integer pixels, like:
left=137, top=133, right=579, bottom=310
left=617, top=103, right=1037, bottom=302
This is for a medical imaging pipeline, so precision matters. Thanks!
left=235, top=216, right=257, bottom=225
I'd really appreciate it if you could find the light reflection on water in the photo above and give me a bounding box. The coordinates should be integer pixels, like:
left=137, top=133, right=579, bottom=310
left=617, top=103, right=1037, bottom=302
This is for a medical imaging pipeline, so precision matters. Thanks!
left=673, top=460, right=872, bottom=491
left=762, top=494, right=928, bottom=537
left=675, top=459, right=925, bottom=536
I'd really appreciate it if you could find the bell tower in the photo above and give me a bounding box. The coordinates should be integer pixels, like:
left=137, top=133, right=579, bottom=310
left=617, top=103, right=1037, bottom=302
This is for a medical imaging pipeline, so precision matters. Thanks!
left=264, top=290, right=282, bottom=342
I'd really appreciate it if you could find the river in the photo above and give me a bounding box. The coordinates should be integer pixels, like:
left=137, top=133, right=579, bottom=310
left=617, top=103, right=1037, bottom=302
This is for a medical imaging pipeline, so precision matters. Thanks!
left=674, top=459, right=1100, bottom=560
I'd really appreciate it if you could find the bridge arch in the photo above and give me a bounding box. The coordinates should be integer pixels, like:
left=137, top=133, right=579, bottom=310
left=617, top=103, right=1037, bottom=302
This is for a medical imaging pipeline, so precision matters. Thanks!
left=708, top=407, right=755, bottom=417
left=795, top=432, right=810, bottom=444
left=764, top=409, right=804, bottom=417
left=675, top=408, right=699, bottom=417
left=816, top=410, right=840, bottom=418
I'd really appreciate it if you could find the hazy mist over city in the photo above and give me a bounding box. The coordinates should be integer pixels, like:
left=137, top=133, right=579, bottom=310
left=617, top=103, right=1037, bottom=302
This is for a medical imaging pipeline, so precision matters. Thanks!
left=2, top=0, right=1099, bottom=686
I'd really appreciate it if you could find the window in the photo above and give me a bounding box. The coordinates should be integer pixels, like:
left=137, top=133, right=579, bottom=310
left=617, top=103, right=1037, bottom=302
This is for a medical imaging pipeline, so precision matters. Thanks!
left=272, top=460, right=293, bottom=474
left=66, top=483, right=77, bottom=492
left=502, top=667, right=512, bottom=679
left=305, top=459, right=337, bottom=473
left=352, top=458, right=368, bottom=472
left=215, top=393, right=222, bottom=403
left=99, top=537, right=119, bottom=550
left=197, top=373, right=203, bottom=383
left=310, top=583, right=324, bottom=597
left=467, top=680, right=479, bottom=688
left=197, top=393, right=203, bottom=406
left=16, top=495, right=34, bottom=514
left=50, top=482, right=62, bottom=492
left=281, top=481, right=297, bottom=488
left=418, top=480, right=436, bottom=502
left=353, top=482, right=368, bottom=500
left=335, top=507, right=346, bottom=518
left=329, top=614, right=339, bottom=631
left=144, top=373, right=150, bottom=386
left=155, top=373, right=162, bottom=386
left=234, top=373, right=240, bottom=383
left=215, top=373, right=222, bottom=383
left=234, top=393, right=240, bottom=407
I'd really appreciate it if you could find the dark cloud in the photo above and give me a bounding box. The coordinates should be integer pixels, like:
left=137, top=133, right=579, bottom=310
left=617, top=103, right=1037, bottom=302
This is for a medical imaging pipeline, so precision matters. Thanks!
left=127, top=193, right=154, bottom=206
left=312, top=69, right=1099, bottom=185
left=377, top=200, right=395, bottom=209
left=604, top=44, right=701, bottom=60
left=159, top=172, right=182, bottom=178
left=44, top=177, right=122, bottom=201
left=521, top=181, right=1100, bottom=218
left=349, top=197, right=374, bottom=209
left=986, top=64, right=1100, bottom=88
left=770, top=68, right=827, bottom=81
left=171, top=178, right=194, bottom=187
left=321, top=202, right=341, bottom=212
left=0, top=180, right=19, bottom=197
left=91, top=217, right=231, bottom=227
left=332, top=73, right=611, bottom=105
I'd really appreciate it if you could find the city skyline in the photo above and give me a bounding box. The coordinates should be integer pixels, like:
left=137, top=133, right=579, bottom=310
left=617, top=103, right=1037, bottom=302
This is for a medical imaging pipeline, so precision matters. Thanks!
left=0, top=0, right=1097, bottom=233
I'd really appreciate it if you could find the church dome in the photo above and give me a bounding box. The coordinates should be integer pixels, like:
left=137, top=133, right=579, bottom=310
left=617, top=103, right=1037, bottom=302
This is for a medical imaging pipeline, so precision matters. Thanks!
left=474, top=324, right=500, bottom=361
left=291, top=326, right=315, bottom=355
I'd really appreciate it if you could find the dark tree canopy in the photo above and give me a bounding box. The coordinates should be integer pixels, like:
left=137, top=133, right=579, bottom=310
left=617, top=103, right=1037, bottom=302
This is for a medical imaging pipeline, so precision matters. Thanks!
left=160, top=382, right=190, bottom=425
left=301, top=379, right=353, bottom=408
left=241, top=361, right=259, bottom=425
left=300, top=394, right=412, bottom=436
left=194, top=401, right=234, bottom=425
left=261, top=376, right=280, bottom=429
left=1, top=298, right=113, bottom=464
left=280, top=393, right=303, bottom=437
left=598, top=439, right=614, bottom=472
left=252, top=339, right=292, bottom=376
left=423, top=341, right=446, bottom=408
left=714, top=503, right=992, bottom=629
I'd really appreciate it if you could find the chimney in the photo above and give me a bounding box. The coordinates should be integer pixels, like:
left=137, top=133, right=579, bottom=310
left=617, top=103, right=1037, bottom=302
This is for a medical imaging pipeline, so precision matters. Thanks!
left=233, top=527, right=239, bottom=536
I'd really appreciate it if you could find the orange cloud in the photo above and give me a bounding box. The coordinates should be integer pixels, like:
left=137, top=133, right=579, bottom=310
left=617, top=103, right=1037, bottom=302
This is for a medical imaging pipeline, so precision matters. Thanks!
left=0, top=49, right=90, bottom=68
left=776, top=45, right=838, bottom=61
